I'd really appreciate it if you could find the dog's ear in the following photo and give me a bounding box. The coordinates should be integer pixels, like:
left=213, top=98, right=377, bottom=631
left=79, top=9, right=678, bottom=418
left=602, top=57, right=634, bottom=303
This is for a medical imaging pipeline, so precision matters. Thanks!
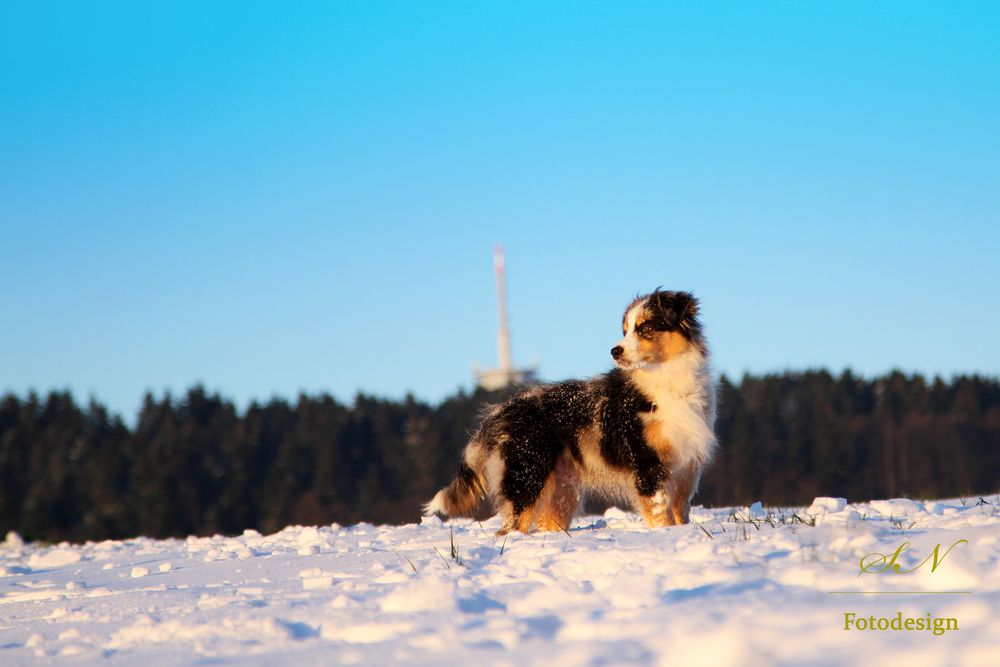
left=674, top=292, right=698, bottom=322
left=652, top=290, right=698, bottom=328
left=673, top=292, right=703, bottom=341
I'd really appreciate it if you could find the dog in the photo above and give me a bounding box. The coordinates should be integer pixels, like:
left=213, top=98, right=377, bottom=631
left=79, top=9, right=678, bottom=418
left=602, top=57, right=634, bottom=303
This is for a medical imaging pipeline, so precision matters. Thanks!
left=424, top=289, right=717, bottom=534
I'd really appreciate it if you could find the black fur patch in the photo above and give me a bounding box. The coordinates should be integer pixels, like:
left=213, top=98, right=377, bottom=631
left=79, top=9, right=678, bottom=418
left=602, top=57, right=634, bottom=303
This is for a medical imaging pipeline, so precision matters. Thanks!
left=598, top=370, right=665, bottom=496
left=650, top=289, right=703, bottom=343
left=480, top=381, right=595, bottom=514
left=475, top=369, right=669, bottom=516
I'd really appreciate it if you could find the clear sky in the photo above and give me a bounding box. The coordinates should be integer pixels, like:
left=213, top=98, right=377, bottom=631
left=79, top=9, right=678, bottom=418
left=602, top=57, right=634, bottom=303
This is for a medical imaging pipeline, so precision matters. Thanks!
left=2, top=1, right=998, bottom=421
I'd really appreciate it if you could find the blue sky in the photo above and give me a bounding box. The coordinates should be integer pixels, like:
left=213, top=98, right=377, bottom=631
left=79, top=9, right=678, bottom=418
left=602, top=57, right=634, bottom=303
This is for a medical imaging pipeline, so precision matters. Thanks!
left=2, top=1, right=998, bottom=420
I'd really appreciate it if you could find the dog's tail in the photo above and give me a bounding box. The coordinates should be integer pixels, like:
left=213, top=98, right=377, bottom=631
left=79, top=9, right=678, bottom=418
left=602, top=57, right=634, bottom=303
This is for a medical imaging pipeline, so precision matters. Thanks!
left=423, top=440, right=489, bottom=519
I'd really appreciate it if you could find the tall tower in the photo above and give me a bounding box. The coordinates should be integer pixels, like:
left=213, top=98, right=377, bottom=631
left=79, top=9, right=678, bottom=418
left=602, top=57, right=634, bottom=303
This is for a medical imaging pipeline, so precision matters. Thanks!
left=474, top=246, right=538, bottom=391
left=494, top=245, right=512, bottom=374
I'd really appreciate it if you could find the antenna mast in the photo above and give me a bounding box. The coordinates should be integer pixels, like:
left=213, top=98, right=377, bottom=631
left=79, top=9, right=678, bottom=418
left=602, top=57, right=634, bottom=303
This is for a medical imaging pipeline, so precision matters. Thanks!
left=473, top=246, right=538, bottom=391
left=494, top=245, right=512, bottom=374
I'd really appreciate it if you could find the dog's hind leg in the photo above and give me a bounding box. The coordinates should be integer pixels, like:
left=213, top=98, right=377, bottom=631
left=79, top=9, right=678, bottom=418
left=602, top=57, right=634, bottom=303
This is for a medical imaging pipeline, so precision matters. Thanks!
left=516, top=506, right=538, bottom=533
left=535, top=457, right=582, bottom=532
left=494, top=495, right=545, bottom=535
left=494, top=500, right=518, bottom=536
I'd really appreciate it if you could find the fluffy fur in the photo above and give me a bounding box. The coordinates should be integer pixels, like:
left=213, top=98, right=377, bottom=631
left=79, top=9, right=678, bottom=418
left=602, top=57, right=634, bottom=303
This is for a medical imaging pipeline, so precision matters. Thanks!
left=424, top=290, right=717, bottom=534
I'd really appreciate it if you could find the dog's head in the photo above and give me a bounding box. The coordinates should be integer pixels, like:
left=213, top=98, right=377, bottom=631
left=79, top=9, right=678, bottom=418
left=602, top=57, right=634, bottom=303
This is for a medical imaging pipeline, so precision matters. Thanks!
left=611, top=290, right=705, bottom=369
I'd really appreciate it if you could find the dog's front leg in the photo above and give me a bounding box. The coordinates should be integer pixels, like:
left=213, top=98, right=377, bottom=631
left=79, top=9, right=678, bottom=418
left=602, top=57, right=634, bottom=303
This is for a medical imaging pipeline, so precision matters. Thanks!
left=636, top=488, right=675, bottom=528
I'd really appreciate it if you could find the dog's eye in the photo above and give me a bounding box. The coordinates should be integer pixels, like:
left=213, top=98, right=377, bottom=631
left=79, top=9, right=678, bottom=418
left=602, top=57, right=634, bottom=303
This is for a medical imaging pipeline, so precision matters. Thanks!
left=636, top=322, right=655, bottom=338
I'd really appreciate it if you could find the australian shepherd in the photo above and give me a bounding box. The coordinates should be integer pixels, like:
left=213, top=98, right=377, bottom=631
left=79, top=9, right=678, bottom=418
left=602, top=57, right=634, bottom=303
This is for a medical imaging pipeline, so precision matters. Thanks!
left=424, top=289, right=717, bottom=534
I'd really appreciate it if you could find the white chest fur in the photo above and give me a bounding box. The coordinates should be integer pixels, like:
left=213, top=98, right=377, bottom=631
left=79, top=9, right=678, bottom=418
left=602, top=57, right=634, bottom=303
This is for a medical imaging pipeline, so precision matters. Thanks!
left=632, top=352, right=718, bottom=470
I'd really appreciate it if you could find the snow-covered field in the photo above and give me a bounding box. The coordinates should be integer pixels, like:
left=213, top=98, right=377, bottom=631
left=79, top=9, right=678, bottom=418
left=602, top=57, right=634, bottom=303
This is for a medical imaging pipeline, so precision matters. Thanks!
left=2, top=496, right=998, bottom=666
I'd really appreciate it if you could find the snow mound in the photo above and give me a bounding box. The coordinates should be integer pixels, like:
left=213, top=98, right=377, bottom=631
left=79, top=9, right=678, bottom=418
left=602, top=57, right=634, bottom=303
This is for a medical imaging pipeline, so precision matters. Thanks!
left=26, top=548, right=82, bottom=570
left=868, top=498, right=924, bottom=518
left=808, top=496, right=848, bottom=513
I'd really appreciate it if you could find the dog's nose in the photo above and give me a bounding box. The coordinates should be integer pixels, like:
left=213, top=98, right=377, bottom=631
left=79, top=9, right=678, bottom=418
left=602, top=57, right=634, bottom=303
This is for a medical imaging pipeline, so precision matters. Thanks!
left=611, top=345, right=624, bottom=360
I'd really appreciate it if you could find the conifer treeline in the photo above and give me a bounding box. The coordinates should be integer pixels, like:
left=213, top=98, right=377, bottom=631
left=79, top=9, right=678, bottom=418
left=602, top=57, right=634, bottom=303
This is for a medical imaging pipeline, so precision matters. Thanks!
left=1, top=370, right=997, bottom=542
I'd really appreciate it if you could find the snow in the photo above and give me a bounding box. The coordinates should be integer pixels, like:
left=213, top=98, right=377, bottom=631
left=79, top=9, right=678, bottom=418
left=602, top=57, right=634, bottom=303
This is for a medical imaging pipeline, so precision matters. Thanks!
left=26, top=548, right=81, bottom=570
left=808, top=496, right=848, bottom=514
left=1, top=497, right=998, bottom=666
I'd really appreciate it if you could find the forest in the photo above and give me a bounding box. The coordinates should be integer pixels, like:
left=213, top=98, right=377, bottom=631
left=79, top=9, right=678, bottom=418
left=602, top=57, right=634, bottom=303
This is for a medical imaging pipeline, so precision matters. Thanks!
left=1, top=369, right=998, bottom=542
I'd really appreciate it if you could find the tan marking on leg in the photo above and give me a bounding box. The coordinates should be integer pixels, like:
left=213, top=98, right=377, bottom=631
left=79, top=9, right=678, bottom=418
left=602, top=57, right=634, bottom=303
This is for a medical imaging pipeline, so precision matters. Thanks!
left=535, top=458, right=582, bottom=532
left=636, top=490, right=673, bottom=528
left=496, top=501, right=517, bottom=536
left=515, top=505, right=537, bottom=533
left=667, top=466, right=698, bottom=525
